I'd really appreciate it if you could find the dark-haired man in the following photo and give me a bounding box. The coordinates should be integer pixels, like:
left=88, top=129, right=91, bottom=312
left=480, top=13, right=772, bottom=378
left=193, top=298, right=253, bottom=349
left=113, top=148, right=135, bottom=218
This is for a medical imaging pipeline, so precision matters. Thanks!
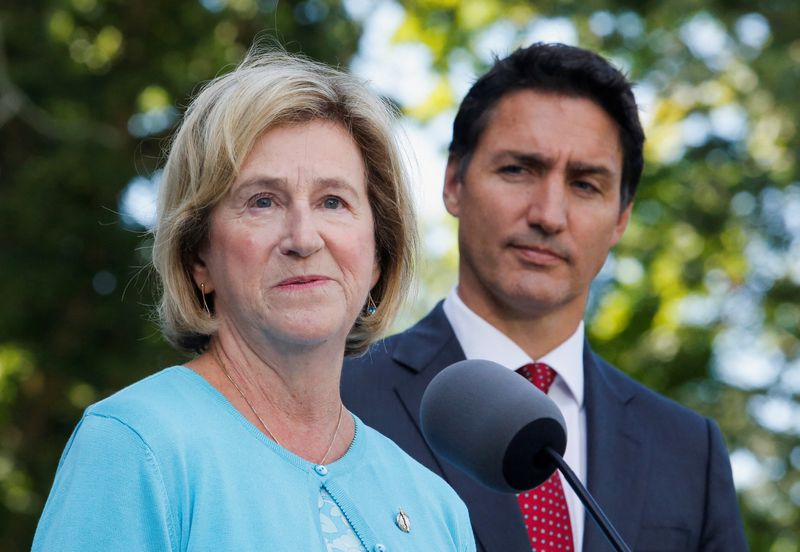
left=342, top=43, right=746, bottom=551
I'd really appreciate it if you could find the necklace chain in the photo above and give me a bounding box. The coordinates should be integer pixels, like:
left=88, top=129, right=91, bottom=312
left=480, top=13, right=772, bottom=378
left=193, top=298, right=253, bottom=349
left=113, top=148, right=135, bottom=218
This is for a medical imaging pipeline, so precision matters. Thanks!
left=212, top=345, right=345, bottom=465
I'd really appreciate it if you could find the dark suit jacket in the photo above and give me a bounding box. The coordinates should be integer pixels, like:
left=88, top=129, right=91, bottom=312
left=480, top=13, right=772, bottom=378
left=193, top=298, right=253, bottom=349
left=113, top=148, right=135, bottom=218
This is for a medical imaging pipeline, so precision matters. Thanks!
left=342, top=302, right=747, bottom=551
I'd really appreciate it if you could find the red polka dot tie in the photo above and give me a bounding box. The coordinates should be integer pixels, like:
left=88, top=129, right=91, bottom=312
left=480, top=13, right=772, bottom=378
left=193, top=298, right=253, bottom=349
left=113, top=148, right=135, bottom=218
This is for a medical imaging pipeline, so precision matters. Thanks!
left=516, top=363, right=574, bottom=552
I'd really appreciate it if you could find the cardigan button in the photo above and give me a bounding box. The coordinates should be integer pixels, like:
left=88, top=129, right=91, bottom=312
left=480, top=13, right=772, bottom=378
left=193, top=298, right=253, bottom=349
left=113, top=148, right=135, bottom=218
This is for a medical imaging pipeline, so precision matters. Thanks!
left=314, top=465, right=328, bottom=476
left=373, top=545, right=386, bottom=552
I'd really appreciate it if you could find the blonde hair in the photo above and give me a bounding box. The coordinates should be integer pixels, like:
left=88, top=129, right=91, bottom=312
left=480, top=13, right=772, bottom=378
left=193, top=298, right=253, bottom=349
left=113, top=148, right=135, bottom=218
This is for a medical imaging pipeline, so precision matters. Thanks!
left=152, top=47, right=416, bottom=355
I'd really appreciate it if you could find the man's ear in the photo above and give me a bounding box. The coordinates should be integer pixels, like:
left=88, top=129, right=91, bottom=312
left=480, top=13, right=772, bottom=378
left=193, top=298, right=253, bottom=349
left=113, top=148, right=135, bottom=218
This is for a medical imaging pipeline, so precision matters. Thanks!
left=610, top=201, right=633, bottom=247
left=443, top=156, right=464, bottom=218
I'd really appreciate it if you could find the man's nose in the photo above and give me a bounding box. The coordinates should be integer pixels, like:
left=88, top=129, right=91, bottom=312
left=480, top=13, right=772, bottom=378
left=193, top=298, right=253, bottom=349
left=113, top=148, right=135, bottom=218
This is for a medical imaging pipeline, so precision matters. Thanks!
left=278, top=205, right=324, bottom=257
left=526, top=176, right=568, bottom=234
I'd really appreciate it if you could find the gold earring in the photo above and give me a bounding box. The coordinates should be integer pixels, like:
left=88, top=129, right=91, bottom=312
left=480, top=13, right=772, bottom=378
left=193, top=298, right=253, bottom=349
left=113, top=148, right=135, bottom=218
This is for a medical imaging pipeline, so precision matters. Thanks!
left=365, top=293, right=377, bottom=316
left=200, top=283, right=211, bottom=316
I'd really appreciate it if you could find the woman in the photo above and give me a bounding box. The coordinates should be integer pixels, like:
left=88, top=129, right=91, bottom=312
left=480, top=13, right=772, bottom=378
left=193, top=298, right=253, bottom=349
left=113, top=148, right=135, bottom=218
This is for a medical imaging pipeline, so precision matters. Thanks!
left=33, top=49, right=475, bottom=551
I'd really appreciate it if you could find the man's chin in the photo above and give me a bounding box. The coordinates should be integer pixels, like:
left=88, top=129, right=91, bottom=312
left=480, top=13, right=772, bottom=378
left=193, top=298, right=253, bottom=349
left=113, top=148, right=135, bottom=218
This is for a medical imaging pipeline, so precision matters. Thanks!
left=499, top=285, right=581, bottom=317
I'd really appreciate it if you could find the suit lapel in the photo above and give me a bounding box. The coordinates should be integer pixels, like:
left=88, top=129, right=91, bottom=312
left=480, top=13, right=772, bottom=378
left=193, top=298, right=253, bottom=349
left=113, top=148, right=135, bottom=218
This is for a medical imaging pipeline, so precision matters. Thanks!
left=583, top=345, right=648, bottom=551
left=393, top=303, right=531, bottom=552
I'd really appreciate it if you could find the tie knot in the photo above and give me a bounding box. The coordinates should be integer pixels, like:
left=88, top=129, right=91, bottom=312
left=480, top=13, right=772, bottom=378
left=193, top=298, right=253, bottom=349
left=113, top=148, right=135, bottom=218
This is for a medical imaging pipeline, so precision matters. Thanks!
left=517, top=362, right=557, bottom=393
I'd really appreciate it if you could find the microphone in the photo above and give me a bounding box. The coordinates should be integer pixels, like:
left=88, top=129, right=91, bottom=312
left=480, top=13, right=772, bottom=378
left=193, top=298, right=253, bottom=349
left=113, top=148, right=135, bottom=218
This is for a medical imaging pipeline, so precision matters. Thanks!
left=420, top=359, right=631, bottom=552
left=419, top=359, right=567, bottom=493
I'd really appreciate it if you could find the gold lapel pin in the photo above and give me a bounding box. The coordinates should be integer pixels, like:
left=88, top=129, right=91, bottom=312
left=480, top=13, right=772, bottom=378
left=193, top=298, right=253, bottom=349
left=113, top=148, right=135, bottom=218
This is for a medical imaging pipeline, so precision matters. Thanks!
left=395, top=508, right=411, bottom=533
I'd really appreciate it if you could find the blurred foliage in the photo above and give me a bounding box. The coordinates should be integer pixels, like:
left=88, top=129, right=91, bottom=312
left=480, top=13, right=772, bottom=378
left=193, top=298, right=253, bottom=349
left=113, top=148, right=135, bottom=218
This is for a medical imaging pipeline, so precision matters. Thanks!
left=0, top=0, right=360, bottom=548
left=388, top=1, right=800, bottom=550
left=2, top=0, right=799, bottom=550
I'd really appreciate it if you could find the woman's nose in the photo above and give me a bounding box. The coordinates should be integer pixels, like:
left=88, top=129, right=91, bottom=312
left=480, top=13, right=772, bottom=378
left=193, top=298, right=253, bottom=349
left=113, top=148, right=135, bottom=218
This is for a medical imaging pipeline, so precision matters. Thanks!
left=278, top=206, right=324, bottom=257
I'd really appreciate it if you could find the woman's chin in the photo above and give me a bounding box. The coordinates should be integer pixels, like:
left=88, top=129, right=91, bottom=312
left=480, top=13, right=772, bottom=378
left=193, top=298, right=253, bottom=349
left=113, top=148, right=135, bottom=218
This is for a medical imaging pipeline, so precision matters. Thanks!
left=260, top=313, right=352, bottom=352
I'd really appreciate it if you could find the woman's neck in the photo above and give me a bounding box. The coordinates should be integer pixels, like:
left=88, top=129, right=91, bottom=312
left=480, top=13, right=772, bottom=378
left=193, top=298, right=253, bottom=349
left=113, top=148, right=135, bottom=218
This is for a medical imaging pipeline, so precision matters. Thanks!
left=186, top=324, right=354, bottom=464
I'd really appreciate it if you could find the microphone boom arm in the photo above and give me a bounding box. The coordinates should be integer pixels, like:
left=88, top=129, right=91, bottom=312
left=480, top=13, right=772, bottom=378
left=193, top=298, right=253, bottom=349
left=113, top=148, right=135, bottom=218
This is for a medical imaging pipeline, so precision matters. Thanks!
left=544, top=446, right=632, bottom=552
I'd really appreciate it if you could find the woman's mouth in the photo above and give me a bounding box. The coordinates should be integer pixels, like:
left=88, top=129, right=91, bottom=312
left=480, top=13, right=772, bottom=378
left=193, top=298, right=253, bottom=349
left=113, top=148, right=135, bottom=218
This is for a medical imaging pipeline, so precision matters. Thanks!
left=275, top=275, right=331, bottom=289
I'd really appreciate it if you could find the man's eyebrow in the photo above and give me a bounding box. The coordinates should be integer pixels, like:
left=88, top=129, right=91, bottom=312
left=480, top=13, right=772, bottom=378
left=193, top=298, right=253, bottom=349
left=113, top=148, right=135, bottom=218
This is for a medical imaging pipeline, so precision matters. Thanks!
left=491, top=151, right=553, bottom=170
left=566, top=161, right=615, bottom=178
left=493, top=151, right=616, bottom=178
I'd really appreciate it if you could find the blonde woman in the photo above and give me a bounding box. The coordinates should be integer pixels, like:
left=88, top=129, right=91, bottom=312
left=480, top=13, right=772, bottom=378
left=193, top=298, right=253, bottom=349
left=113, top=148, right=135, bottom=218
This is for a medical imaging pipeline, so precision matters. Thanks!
left=33, top=49, right=475, bottom=552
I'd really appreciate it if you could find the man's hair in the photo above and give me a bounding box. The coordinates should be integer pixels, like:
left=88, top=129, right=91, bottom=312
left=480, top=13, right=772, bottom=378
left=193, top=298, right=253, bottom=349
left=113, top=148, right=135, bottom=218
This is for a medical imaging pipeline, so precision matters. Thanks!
left=152, top=47, right=417, bottom=355
left=449, top=42, right=645, bottom=206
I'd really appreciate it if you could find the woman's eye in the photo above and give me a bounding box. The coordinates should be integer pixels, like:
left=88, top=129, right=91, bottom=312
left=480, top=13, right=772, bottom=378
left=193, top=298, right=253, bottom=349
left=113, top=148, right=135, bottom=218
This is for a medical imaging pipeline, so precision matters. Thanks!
left=323, top=197, right=342, bottom=209
left=253, top=196, right=273, bottom=208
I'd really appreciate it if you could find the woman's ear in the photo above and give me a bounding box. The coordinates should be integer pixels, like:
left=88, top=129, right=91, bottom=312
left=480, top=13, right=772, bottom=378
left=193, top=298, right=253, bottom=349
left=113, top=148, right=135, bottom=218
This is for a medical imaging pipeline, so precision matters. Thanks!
left=191, top=253, right=215, bottom=294
left=370, top=258, right=381, bottom=290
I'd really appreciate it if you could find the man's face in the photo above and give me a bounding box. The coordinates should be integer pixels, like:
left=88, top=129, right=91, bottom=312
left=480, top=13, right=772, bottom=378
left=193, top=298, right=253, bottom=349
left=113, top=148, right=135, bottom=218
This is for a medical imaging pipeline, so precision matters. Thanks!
left=444, top=89, right=632, bottom=327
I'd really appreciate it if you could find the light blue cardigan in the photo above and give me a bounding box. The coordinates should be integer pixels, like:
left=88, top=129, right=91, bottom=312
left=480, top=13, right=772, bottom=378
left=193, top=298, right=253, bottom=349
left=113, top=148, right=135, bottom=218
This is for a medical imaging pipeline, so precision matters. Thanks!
left=33, top=367, right=475, bottom=552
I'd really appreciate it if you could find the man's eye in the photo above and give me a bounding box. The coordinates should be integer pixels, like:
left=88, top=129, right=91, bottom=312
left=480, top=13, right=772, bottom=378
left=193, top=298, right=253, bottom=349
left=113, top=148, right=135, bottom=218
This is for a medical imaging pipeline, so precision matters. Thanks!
left=573, top=181, right=598, bottom=193
left=499, top=165, right=525, bottom=175
left=323, top=197, right=342, bottom=209
left=253, top=196, right=273, bottom=208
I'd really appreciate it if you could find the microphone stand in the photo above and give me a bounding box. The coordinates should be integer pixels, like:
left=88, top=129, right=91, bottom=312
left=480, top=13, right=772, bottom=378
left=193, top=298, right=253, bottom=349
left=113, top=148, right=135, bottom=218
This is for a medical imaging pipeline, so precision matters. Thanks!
left=544, top=446, right=632, bottom=552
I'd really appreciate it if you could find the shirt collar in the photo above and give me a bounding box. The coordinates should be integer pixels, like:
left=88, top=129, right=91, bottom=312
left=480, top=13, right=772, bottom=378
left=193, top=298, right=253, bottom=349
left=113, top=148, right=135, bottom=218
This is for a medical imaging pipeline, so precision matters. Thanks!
left=442, top=287, right=585, bottom=406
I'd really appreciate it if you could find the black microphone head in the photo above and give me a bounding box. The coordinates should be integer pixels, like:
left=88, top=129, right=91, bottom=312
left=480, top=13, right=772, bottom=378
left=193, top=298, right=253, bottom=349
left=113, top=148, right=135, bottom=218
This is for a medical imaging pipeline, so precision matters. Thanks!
left=420, top=359, right=567, bottom=493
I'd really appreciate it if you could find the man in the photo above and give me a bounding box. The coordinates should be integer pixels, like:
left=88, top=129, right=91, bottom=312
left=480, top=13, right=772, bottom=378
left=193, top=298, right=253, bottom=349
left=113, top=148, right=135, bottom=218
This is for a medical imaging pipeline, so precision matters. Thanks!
left=342, top=43, right=747, bottom=551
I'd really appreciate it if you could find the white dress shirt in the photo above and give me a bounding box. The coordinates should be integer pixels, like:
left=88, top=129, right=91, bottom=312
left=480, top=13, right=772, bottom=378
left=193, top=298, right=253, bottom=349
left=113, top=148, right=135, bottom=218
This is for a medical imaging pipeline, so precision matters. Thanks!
left=443, top=287, right=587, bottom=551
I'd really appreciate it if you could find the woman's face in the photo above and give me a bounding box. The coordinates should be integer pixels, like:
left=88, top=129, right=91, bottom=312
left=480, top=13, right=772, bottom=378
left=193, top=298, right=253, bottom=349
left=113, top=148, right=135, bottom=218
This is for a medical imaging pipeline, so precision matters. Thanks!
left=193, top=120, right=379, bottom=352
